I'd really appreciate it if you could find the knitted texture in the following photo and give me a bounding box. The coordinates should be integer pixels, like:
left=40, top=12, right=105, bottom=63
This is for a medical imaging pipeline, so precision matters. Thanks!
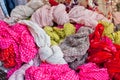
left=60, top=26, right=93, bottom=69
left=78, top=63, right=109, bottom=80
left=0, top=20, right=37, bottom=77
left=25, top=63, right=79, bottom=80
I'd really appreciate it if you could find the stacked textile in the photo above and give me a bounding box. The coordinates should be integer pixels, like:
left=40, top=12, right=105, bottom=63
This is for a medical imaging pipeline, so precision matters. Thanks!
left=1, top=0, right=120, bottom=80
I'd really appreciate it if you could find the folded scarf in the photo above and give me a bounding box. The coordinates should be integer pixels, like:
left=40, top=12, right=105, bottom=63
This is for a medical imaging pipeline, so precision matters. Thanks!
left=25, top=63, right=79, bottom=80
left=19, top=20, right=66, bottom=64
left=31, top=5, right=53, bottom=28
left=60, top=26, right=93, bottom=69
left=69, top=5, right=109, bottom=28
left=87, top=23, right=120, bottom=79
left=78, top=63, right=109, bottom=80
left=0, top=20, right=37, bottom=77
left=4, top=0, right=44, bottom=24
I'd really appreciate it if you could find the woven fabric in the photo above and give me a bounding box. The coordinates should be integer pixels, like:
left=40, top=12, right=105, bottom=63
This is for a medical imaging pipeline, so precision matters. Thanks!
left=60, top=26, right=93, bottom=69
left=78, top=63, right=109, bottom=80
left=31, top=5, right=53, bottom=28
left=25, top=63, right=79, bottom=80
left=0, top=20, right=37, bottom=77
left=4, top=0, right=44, bottom=24
left=53, top=4, right=69, bottom=25
left=69, top=5, right=109, bottom=28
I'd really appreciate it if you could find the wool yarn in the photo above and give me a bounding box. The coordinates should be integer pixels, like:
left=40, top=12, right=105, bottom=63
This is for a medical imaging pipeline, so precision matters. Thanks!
left=60, top=26, right=93, bottom=69
left=44, top=23, right=76, bottom=45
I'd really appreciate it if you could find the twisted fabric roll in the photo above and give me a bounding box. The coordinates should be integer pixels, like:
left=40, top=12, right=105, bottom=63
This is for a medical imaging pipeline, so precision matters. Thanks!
left=10, top=5, right=34, bottom=22
left=53, top=4, right=69, bottom=25
left=69, top=5, right=109, bottom=28
left=4, top=0, right=44, bottom=24
left=31, top=5, right=53, bottom=28
left=59, top=26, right=93, bottom=69
left=87, top=23, right=120, bottom=79
left=19, top=20, right=66, bottom=64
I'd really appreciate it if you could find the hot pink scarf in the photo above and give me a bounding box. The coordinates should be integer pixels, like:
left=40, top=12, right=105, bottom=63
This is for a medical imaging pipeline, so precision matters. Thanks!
left=0, top=20, right=37, bottom=77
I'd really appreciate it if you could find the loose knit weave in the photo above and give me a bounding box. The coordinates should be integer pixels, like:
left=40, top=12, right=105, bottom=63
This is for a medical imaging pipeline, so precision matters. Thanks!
left=0, top=20, right=37, bottom=77
left=60, top=26, right=93, bottom=69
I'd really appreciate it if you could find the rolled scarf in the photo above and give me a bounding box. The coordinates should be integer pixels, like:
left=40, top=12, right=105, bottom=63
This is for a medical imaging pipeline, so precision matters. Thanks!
left=53, top=4, right=69, bottom=25
left=9, top=5, right=34, bottom=22
left=25, top=63, right=79, bottom=80
left=31, top=5, right=53, bottom=28
left=0, top=20, right=37, bottom=77
left=69, top=5, right=109, bottom=28
left=19, top=20, right=66, bottom=64
left=8, top=64, right=31, bottom=80
left=59, top=26, right=93, bottom=69
left=4, top=0, right=44, bottom=24
left=78, top=63, right=109, bottom=80
left=0, top=69, right=7, bottom=80
left=87, top=23, right=120, bottom=79
left=88, top=24, right=116, bottom=65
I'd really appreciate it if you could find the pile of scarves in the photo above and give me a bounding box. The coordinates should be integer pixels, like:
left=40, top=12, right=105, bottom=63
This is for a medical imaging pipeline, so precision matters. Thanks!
left=1, top=0, right=120, bottom=80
